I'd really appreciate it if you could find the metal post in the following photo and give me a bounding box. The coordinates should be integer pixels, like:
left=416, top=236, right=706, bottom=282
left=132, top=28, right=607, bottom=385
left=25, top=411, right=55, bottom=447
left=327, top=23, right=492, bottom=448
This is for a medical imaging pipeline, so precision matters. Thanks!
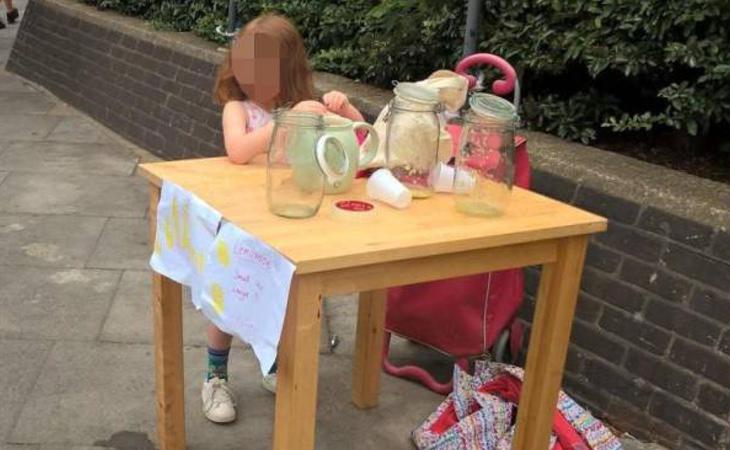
left=462, top=0, right=482, bottom=57
left=216, top=0, right=238, bottom=42
left=226, top=0, right=237, bottom=34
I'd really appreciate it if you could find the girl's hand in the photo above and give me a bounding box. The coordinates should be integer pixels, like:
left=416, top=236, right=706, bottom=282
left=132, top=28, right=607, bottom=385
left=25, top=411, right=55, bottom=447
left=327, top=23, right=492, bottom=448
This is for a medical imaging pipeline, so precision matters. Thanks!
left=292, top=100, right=328, bottom=115
left=323, top=91, right=350, bottom=113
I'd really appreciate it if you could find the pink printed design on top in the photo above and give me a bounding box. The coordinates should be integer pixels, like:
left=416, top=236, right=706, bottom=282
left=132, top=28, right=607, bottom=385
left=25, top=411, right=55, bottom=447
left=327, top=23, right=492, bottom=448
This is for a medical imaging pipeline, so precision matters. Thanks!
left=243, top=101, right=272, bottom=133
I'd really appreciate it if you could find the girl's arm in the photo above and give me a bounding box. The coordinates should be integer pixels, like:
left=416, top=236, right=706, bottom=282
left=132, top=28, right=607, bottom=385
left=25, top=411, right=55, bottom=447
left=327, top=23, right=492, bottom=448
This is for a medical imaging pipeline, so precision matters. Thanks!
left=323, top=91, right=365, bottom=122
left=223, top=101, right=329, bottom=164
left=222, top=101, right=274, bottom=164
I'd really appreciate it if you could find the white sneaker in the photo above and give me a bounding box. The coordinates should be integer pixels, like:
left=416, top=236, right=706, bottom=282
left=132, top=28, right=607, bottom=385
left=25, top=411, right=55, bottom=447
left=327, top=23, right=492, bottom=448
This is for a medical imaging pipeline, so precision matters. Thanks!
left=201, top=377, right=237, bottom=423
left=262, top=373, right=277, bottom=394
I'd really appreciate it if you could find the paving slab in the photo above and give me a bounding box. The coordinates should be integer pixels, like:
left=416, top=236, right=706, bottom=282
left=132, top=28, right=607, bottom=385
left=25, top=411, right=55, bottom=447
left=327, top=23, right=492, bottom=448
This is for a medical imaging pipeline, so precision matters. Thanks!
left=0, top=92, right=55, bottom=114
left=46, top=116, right=118, bottom=144
left=0, top=114, right=61, bottom=142
left=0, top=172, right=148, bottom=217
left=100, top=270, right=211, bottom=347
left=0, top=141, right=138, bottom=176
left=0, top=339, right=51, bottom=442
left=9, top=342, right=158, bottom=447
left=2, top=443, right=107, bottom=449
left=46, top=102, right=82, bottom=116
left=0, top=214, right=107, bottom=268
left=0, top=37, right=12, bottom=50
left=0, top=266, right=120, bottom=340
left=0, top=171, right=6, bottom=185
left=87, top=218, right=149, bottom=270
left=10, top=340, right=441, bottom=449
left=0, top=72, right=37, bottom=93
left=325, top=294, right=359, bottom=356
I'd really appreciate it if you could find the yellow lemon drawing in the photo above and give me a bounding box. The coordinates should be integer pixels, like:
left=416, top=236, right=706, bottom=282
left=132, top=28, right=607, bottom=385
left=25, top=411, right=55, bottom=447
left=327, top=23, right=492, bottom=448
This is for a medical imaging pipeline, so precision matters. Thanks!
left=163, top=220, right=174, bottom=249
left=181, top=204, right=191, bottom=251
left=210, top=283, right=224, bottom=314
left=171, top=197, right=180, bottom=246
left=181, top=223, right=191, bottom=251
left=193, top=250, right=206, bottom=273
left=216, top=240, right=230, bottom=268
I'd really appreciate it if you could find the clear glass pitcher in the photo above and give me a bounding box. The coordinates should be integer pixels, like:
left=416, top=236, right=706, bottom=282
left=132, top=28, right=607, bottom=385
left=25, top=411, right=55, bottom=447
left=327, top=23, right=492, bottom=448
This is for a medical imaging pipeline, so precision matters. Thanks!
left=454, top=93, right=516, bottom=217
left=267, top=110, right=348, bottom=219
left=385, top=82, right=441, bottom=198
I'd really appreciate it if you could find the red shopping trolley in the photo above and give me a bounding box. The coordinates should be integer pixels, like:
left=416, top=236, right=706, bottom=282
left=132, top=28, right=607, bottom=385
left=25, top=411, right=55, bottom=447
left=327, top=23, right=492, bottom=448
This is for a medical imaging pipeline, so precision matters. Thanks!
left=383, top=53, right=531, bottom=395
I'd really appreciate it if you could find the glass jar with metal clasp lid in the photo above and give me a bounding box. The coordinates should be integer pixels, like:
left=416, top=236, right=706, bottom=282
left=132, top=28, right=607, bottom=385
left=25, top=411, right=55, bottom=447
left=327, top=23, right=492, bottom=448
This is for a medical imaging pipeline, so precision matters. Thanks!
left=453, top=93, right=517, bottom=217
left=385, top=82, right=442, bottom=198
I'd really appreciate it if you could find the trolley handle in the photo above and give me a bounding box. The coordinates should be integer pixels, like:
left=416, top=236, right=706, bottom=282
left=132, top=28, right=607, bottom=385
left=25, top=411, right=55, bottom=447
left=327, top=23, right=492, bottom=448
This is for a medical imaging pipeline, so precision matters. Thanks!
left=454, top=53, right=521, bottom=113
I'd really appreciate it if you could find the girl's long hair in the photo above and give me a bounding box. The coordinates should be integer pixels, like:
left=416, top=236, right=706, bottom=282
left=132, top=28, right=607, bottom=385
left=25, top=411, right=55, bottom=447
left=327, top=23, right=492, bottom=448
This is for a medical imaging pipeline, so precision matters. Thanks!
left=213, top=13, right=315, bottom=107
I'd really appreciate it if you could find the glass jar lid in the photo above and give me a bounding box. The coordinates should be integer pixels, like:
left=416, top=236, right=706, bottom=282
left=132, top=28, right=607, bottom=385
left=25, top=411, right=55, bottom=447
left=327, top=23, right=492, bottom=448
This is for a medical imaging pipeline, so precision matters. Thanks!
left=469, top=93, right=516, bottom=124
left=393, top=82, right=440, bottom=105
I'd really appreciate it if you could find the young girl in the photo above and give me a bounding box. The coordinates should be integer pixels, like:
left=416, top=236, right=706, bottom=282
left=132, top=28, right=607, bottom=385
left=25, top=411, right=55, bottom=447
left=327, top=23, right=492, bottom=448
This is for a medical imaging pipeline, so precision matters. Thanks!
left=207, top=13, right=366, bottom=424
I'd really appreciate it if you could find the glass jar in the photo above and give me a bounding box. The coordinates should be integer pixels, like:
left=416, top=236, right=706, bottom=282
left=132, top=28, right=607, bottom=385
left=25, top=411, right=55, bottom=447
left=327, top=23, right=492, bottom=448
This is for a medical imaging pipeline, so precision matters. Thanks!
left=454, top=93, right=516, bottom=217
left=385, top=83, right=441, bottom=198
left=267, top=110, right=347, bottom=218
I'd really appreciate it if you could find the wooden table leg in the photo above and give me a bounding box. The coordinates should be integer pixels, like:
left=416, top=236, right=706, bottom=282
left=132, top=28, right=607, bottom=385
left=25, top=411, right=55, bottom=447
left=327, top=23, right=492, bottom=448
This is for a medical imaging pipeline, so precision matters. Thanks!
left=274, top=275, right=323, bottom=450
left=513, top=236, right=588, bottom=450
left=149, top=184, right=186, bottom=450
left=352, top=289, right=386, bottom=409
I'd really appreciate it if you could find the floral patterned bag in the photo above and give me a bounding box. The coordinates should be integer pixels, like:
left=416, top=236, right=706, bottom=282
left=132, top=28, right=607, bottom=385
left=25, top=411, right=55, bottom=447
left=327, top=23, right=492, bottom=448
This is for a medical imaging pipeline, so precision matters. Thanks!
left=412, top=361, right=622, bottom=450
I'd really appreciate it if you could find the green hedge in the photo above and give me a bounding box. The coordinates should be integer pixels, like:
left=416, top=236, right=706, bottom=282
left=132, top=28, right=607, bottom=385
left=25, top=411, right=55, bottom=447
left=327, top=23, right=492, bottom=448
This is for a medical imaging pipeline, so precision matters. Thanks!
left=83, top=0, right=730, bottom=147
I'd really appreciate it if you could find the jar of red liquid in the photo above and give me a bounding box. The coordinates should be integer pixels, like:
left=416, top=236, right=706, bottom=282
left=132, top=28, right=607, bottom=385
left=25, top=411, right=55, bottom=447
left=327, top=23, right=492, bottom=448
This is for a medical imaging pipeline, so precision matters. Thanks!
left=454, top=93, right=516, bottom=217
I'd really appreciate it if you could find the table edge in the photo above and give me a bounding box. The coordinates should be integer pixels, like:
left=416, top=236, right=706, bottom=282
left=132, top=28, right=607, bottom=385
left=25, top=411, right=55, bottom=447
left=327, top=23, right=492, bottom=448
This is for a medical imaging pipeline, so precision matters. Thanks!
left=139, top=158, right=607, bottom=275
left=139, top=163, right=163, bottom=187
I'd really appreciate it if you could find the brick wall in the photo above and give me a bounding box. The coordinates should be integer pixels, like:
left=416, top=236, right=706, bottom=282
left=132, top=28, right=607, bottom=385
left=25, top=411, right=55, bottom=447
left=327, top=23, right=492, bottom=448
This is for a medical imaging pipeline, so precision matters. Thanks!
left=8, top=1, right=730, bottom=448
left=518, top=165, right=730, bottom=448
left=7, top=0, right=225, bottom=159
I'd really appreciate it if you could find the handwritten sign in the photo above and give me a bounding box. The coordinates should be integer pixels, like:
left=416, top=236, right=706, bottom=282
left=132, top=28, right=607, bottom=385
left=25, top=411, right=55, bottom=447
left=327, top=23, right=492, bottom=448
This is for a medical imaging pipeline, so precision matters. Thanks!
left=150, top=181, right=222, bottom=309
left=199, top=221, right=296, bottom=375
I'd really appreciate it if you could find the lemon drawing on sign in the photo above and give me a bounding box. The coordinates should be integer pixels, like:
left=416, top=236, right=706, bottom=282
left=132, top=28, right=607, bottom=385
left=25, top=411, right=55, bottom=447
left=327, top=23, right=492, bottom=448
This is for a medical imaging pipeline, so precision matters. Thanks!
left=216, top=240, right=230, bottom=268
left=193, top=249, right=205, bottom=273
left=211, top=283, right=225, bottom=314
left=163, top=219, right=174, bottom=249
left=171, top=196, right=180, bottom=247
left=181, top=204, right=191, bottom=251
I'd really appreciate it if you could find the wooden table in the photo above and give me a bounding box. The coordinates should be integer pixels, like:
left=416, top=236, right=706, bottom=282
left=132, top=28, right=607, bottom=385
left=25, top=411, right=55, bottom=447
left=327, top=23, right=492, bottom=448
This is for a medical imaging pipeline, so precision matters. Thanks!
left=139, top=157, right=606, bottom=450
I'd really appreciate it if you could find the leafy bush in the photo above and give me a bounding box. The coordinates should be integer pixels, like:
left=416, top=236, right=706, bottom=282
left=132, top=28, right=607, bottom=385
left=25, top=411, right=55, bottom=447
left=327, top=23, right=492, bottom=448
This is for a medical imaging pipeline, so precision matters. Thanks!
left=80, top=0, right=730, bottom=147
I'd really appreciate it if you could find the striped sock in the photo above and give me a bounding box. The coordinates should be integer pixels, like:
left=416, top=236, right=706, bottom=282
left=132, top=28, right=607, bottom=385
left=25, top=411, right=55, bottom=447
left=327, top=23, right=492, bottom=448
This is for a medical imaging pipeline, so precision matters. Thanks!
left=206, top=347, right=230, bottom=381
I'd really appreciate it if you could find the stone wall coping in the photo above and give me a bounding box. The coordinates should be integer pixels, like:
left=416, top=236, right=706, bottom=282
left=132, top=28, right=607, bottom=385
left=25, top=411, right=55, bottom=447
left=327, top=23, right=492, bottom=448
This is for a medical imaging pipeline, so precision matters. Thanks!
left=47, top=0, right=730, bottom=228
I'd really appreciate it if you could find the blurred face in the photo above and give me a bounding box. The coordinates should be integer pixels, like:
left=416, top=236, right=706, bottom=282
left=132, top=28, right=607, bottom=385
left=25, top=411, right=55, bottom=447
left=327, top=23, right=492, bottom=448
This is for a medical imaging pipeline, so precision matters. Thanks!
left=231, top=32, right=281, bottom=105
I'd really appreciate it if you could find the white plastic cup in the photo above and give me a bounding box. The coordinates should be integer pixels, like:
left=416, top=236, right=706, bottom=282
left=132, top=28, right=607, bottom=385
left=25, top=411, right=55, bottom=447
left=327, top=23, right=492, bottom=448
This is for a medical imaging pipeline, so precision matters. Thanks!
left=453, top=168, right=477, bottom=194
left=431, top=162, right=456, bottom=193
left=367, top=169, right=412, bottom=209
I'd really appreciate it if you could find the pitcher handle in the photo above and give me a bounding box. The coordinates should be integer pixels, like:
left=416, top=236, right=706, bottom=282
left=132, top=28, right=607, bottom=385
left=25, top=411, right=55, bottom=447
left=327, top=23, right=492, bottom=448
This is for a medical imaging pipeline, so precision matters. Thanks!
left=352, top=122, right=379, bottom=168
left=315, top=135, right=349, bottom=183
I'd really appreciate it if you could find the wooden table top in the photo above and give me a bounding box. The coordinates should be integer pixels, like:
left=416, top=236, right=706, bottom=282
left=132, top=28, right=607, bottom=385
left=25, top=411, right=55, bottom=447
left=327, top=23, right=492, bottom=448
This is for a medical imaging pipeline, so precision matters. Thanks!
left=140, top=157, right=606, bottom=274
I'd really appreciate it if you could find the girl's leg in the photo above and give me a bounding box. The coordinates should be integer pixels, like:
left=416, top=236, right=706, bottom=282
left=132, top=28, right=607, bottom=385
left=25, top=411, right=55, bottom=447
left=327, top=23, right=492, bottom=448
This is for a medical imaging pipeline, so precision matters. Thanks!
left=202, top=323, right=236, bottom=423
left=206, top=323, right=233, bottom=380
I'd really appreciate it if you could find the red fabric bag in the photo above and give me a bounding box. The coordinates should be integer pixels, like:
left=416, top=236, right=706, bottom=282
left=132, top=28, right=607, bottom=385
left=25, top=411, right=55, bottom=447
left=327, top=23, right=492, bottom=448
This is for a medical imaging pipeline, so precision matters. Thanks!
left=383, top=128, right=530, bottom=393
